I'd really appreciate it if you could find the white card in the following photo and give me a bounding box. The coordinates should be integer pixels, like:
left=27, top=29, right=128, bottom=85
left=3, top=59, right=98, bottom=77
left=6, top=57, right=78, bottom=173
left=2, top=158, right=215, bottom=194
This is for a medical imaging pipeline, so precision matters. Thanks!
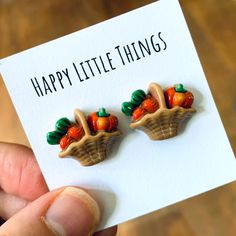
left=1, top=0, right=235, bottom=230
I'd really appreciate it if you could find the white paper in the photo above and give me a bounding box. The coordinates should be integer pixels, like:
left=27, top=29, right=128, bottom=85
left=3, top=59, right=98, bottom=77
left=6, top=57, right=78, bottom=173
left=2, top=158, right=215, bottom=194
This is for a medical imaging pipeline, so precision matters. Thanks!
left=1, top=0, right=235, bottom=229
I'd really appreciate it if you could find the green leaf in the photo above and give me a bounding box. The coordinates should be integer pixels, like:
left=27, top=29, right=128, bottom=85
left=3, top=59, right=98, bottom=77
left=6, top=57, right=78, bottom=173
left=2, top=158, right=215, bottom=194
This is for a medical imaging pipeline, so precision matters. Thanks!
left=47, top=131, right=62, bottom=145
left=55, top=117, right=71, bottom=135
left=131, top=89, right=146, bottom=106
left=121, top=102, right=136, bottom=116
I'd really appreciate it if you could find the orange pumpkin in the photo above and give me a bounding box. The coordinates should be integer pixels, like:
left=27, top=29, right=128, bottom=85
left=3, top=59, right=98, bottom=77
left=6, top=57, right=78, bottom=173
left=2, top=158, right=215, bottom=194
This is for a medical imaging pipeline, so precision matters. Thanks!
left=59, top=135, right=74, bottom=150
left=132, top=107, right=146, bottom=121
left=142, top=97, right=159, bottom=113
left=67, top=125, right=84, bottom=140
left=87, top=108, right=118, bottom=133
left=164, top=84, right=194, bottom=109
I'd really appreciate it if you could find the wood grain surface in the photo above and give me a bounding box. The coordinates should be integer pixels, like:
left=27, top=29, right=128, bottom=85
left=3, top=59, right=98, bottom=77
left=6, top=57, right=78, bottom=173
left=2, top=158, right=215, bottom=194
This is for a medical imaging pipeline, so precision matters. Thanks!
left=0, top=0, right=236, bottom=235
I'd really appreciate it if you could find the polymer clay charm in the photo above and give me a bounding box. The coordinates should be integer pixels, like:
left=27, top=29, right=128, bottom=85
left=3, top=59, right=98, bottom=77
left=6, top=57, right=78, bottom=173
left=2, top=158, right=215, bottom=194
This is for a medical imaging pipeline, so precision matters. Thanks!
left=164, top=84, right=194, bottom=109
left=47, top=108, right=121, bottom=166
left=87, top=108, right=118, bottom=133
left=121, top=83, right=196, bottom=140
left=47, top=117, right=84, bottom=149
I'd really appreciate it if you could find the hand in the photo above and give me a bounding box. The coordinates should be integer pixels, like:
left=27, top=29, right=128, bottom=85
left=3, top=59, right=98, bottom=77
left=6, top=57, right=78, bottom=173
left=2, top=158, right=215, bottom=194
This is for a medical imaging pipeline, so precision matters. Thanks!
left=0, top=142, right=117, bottom=236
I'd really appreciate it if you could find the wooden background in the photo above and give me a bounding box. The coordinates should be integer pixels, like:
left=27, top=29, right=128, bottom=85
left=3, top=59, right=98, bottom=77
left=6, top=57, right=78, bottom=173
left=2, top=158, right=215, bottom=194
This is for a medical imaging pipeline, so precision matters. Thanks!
left=0, top=0, right=236, bottom=235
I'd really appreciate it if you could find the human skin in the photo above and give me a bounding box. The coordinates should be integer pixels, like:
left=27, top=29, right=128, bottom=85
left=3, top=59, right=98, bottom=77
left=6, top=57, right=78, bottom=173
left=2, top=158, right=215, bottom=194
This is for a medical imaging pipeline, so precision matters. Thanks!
left=0, top=142, right=117, bottom=236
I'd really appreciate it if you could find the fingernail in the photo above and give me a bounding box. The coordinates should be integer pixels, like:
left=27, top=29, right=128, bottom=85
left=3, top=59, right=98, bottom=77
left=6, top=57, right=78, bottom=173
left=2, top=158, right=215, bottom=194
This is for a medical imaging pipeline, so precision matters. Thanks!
left=44, top=187, right=100, bottom=236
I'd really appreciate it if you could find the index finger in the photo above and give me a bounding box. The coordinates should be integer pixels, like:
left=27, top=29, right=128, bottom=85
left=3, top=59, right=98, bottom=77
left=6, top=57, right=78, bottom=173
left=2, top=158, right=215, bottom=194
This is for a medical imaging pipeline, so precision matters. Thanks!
left=0, top=142, right=49, bottom=201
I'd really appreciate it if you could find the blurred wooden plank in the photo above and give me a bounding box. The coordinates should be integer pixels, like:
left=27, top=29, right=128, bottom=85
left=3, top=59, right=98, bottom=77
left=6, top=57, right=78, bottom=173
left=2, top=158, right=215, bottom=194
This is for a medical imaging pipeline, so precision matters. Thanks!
left=0, top=76, right=29, bottom=146
left=180, top=0, right=236, bottom=153
left=176, top=185, right=236, bottom=236
left=118, top=210, right=196, bottom=236
left=0, top=0, right=153, bottom=58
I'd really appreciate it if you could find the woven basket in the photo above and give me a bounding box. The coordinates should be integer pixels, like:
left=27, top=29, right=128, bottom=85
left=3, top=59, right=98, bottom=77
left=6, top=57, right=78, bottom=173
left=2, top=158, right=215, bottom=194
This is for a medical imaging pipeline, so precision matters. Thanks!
left=59, top=109, right=121, bottom=166
left=130, top=83, right=196, bottom=140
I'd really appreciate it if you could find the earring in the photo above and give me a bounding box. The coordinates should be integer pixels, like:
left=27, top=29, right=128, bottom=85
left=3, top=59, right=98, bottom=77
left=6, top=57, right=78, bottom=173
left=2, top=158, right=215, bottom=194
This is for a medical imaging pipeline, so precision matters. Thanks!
left=121, top=83, right=196, bottom=140
left=47, top=108, right=121, bottom=166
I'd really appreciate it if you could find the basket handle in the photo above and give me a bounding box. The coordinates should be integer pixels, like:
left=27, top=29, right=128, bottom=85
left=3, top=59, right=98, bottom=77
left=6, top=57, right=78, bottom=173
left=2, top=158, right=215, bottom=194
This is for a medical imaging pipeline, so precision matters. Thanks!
left=74, top=109, right=91, bottom=136
left=148, top=83, right=167, bottom=108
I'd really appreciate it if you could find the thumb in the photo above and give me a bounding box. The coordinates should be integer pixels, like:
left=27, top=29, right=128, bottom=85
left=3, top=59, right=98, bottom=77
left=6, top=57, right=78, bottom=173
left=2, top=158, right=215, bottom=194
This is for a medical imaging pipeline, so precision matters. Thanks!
left=0, top=187, right=100, bottom=236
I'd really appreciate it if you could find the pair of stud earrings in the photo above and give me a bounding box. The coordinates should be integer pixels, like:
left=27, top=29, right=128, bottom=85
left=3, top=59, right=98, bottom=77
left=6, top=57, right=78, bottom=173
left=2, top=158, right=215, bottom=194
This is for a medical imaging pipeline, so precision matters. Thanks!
left=47, top=82, right=196, bottom=166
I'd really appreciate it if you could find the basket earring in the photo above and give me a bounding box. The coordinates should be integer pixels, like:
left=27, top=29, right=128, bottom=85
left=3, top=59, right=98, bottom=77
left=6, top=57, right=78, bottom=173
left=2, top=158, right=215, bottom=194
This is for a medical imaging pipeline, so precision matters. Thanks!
left=121, top=83, right=196, bottom=140
left=47, top=108, right=121, bottom=166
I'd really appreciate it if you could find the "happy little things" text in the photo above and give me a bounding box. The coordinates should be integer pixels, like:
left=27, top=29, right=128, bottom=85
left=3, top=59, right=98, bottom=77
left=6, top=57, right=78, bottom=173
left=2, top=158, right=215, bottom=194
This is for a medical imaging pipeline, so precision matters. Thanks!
left=30, top=32, right=167, bottom=97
